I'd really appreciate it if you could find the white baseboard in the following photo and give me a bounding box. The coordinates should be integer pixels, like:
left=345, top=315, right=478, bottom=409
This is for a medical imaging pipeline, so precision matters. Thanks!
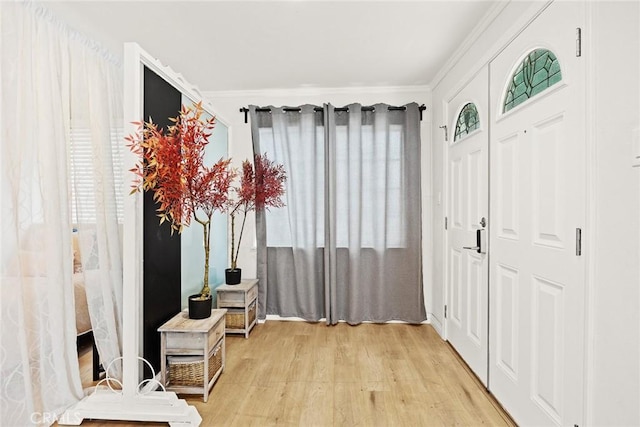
left=263, top=314, right=430, bottom=325
left=428, top=313, right=444, bottom=338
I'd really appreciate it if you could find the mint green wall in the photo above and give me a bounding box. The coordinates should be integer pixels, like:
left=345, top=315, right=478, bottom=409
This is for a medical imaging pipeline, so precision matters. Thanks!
left=180, top=101, right=228, bottom=309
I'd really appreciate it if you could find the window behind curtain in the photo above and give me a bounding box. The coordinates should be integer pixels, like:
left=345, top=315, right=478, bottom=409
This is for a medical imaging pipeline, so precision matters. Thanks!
left=261, top=123, right=405, bottom=248
left=69, top=125, right=124, bottom=224
left=260, top=124, right=326, bottom=247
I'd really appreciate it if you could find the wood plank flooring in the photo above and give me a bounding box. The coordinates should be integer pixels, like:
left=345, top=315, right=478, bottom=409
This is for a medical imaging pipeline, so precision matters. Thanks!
left=71, top=321, right=514, bottom=426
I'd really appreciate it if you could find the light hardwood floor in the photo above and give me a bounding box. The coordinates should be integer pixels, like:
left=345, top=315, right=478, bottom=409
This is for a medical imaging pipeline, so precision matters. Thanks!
left=72, top=321, right=514, bottom=426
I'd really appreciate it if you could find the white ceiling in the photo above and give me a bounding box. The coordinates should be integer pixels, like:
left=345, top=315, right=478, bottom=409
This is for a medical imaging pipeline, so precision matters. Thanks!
left=43, top=1, right=499, bottom=93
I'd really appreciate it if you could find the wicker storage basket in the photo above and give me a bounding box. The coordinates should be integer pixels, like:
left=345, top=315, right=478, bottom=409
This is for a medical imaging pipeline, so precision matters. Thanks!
left=167, top=343, right=222, bottom=386
left=248, top=301, right=257, bottom=326
left=226, top=301, right=256, bottom=330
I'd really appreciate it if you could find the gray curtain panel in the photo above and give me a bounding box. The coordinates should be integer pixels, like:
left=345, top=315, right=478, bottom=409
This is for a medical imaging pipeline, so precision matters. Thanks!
left=250, top=103, right=426, bottom=324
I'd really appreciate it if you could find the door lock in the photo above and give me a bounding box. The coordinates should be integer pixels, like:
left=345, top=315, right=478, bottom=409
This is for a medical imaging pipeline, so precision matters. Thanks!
left=463, top=229, right=487, bottom=254
left=479, top=217, right=487, bottom=228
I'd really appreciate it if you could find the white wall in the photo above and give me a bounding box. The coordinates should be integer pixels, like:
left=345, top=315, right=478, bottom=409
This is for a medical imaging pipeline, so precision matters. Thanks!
left=587, top=2, right=640, bottom=425
left=430, top=1, right=640, bottom=424
left=203, top=86, right=433, bottom=312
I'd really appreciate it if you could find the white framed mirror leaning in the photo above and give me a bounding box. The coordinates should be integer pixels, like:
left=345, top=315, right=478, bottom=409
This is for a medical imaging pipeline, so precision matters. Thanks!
left=61, top=42, right=228, bottom=426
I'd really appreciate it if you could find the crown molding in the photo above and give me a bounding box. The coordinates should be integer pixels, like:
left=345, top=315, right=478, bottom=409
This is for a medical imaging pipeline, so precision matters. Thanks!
left=429, top=0, right=510, bottom=90
left=203, top=84, right=431, bottom=99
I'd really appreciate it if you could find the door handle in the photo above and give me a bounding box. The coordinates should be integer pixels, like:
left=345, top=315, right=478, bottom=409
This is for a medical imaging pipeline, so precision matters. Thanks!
left=463, top=229, right=487, bottom=254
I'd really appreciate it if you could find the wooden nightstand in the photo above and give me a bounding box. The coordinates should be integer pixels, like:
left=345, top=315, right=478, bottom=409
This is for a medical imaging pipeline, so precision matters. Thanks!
left=216, top=279, right=258, bottom=338
left=158, top=309, right=226, bottom=402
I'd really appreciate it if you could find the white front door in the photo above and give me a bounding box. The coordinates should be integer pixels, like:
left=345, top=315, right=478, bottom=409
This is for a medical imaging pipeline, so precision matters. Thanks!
left=446, top=66, right=489, bottom=385
left=489, top=1, right=586, bottom=425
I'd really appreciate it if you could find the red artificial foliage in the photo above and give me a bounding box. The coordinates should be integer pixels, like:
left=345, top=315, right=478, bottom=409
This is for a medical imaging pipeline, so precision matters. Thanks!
left=229, top=153, right=286, bottom=270
left=126, top=102, right=236, bottom=297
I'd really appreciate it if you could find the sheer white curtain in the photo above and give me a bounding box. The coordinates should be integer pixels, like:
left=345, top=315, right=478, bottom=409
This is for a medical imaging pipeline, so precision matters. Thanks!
left=1, top=3, right=123, bottom=426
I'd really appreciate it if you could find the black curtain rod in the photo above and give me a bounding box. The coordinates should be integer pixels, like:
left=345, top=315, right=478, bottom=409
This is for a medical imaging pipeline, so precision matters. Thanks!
left=239, top=104, right=426, bottom=124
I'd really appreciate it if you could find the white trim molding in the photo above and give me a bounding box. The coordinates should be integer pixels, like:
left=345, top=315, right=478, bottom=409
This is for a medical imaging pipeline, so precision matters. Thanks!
left=204, top=84, right=431, bottom=100
left=429, top=0, right=509, bottom=90
left=432, top=1, right=553, bottom=94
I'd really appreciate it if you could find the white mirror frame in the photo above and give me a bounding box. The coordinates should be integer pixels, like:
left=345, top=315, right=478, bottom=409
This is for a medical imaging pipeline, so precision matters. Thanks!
left=61, top=42, right=227, bottom=426
left=122, top=41, right=229, bottom=395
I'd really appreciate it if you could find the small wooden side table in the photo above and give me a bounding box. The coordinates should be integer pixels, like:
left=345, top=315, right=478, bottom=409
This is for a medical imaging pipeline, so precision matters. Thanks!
left=158, top=309, right=226, bottom=402
left=216, top=279, right=258, bottom=338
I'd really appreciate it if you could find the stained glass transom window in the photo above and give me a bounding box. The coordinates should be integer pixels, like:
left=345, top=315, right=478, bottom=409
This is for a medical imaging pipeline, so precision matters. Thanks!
left=454, top=103, right=480, bottom=142
left=503, top=49, right=562, bottom=113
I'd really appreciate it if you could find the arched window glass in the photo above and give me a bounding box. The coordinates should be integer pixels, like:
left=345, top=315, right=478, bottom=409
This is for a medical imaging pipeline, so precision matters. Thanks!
left=503, top=48, right=562, bottom=113
left=454, top=103, right=480, bottom=142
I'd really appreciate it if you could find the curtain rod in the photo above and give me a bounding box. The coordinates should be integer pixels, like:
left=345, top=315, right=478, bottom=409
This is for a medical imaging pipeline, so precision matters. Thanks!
left=239, top=104, right=426, bottom=124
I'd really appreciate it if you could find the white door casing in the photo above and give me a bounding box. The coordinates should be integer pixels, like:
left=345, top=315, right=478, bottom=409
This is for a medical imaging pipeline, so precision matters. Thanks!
left=489, top=1, right=586, bottom=425
left=446, top=66, right=489, bottom=386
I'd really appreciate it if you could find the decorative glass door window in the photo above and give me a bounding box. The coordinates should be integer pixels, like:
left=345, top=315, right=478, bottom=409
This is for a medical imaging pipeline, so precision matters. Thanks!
left=453, top=102, right=480, bottom=142
left=503, top=48, right=562, bottom=113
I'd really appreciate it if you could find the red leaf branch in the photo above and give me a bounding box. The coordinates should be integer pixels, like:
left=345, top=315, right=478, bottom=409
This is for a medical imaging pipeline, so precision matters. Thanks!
left=127, top=102, right=236, bottom=297
left=229, top=153, right=287, bottom=269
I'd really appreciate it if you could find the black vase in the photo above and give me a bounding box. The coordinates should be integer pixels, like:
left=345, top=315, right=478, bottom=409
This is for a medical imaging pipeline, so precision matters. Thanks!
left=188, top=294, right=212, bottom=319
left=225, top=268, right=242, bottom=285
